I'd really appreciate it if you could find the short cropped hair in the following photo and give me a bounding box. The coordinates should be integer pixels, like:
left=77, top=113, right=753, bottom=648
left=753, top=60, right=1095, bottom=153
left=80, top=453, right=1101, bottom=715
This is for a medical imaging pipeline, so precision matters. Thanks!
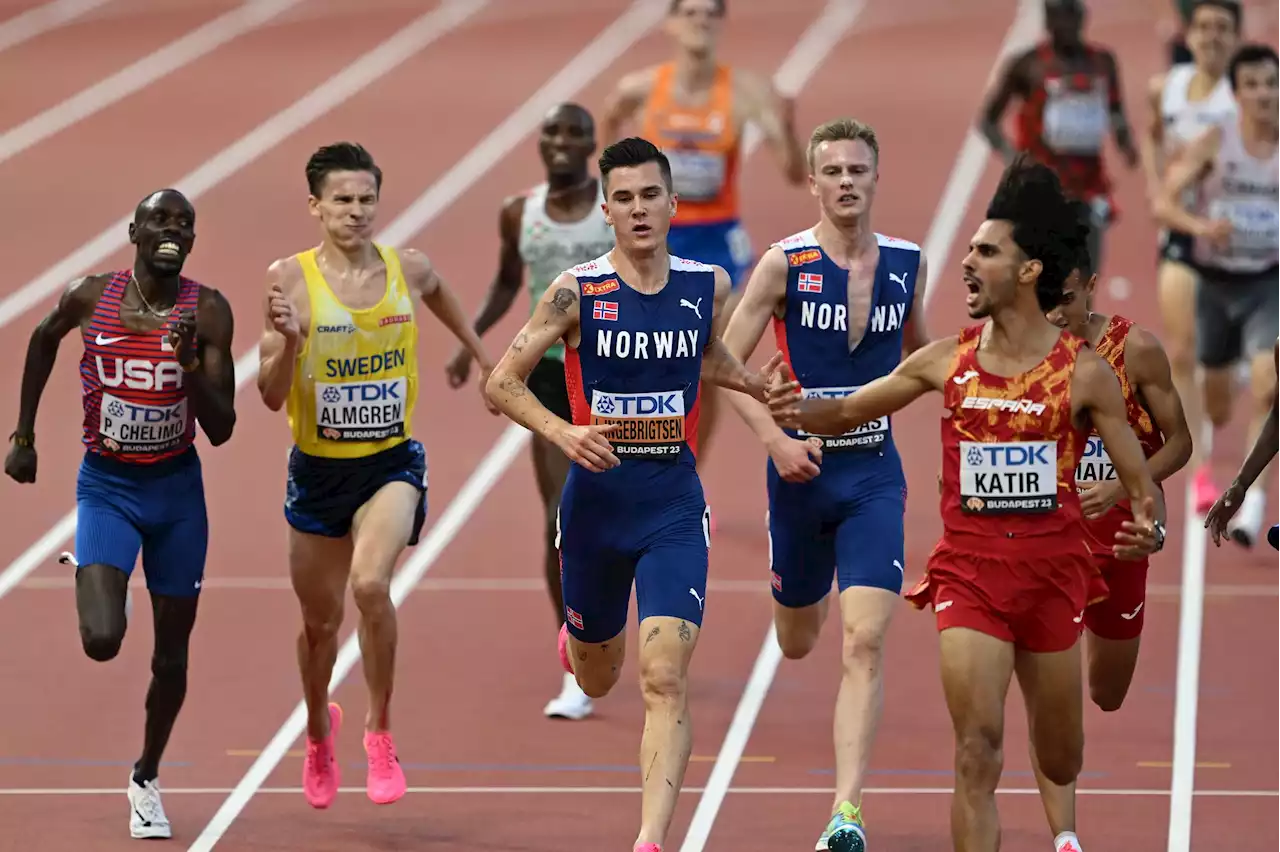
left=598, top=137, right=673, bottom=192
left=1190, top=0, right=1242, bottom=31
left=984, top=154, right=1086, bottom=311
left=668, top=0, right=725, bottom=15
left=1229, top=43, right=1279, bottom=91
left=806, top=118, right=879, bottom=171
left=305, top=142, right=382, bottom=197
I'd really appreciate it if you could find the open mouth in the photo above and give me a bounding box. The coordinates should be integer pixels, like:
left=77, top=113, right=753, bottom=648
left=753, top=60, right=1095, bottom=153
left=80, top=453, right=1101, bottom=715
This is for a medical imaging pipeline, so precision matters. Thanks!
left=633, top=224, right=652, bottom=236
left=154, top=240, right=182, bottom=259
left=964, top=275, right=981, bottom=307
left=838, top=193, right=857, bottom=205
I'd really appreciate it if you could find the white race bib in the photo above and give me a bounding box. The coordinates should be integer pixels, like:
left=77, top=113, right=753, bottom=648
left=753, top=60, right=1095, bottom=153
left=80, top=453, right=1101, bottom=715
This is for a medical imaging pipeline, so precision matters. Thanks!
left=796, top=385, right=887, bottom=451
left=315, top=377, right=407, bottom=442
left=1209, top=198, right=1279, bottom=259
left=666, top=149, right=726, bottom=202
left=1042, top=91, right=1109, bottom=155
left=959, top=440, right=1058, bottom=514
left=98, top=391, right=188, bottom=454
left=590, top=389, right=686, bottom=460
left=1074, top=434, right=1115, bottom=488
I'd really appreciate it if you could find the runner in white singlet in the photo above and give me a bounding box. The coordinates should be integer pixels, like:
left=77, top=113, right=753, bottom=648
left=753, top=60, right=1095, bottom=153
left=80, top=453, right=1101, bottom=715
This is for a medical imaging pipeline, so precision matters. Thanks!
left=1155, top=42, right=1277, bottom=544
left=445, top=103, right=615, bottom=720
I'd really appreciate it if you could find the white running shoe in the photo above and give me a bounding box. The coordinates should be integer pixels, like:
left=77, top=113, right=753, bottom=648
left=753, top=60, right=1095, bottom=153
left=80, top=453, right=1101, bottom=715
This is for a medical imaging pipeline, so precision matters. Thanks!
left=543, top=672, right=593, bottom=720
left=127, top=773, right=171, bottom=839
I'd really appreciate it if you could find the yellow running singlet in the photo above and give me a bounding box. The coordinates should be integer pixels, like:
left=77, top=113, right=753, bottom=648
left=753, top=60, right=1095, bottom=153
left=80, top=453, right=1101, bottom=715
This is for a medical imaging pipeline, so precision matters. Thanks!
left=286, top=244, right=419, bottom=459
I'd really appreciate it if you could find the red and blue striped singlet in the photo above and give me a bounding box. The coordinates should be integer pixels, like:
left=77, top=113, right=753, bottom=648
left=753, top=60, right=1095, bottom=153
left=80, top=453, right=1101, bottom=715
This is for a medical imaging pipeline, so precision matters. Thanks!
left=79, top=271, right=201, bottom=463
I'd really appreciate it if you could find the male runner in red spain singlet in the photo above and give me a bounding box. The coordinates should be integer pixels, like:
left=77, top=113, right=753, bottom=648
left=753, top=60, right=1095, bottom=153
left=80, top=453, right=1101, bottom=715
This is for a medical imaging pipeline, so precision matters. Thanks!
left=766, top=156, right=1166, bottom=852
left=978, top=0, right=1138, bottom=275
left=1032, top=244, right=1192, bottom=852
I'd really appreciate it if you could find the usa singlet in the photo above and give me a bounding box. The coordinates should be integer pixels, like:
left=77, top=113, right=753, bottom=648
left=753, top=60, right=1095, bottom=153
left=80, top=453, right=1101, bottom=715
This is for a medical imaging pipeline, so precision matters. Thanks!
left=285, top=244, right=419, bottom=460
left=939, top=324, right=1091, bottom=547
left=80, top=271, right=201, bottom=463
left=1075, top=315, right=1165, bottom=552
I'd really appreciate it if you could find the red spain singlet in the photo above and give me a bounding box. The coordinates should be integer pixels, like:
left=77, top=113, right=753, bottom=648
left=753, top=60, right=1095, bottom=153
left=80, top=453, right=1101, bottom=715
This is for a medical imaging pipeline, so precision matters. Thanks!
left=1075, top=314, right=1165, bottom=555
left=938, top=324, right=1092, bottom=554
left=79, top=271, right=201, bottom=463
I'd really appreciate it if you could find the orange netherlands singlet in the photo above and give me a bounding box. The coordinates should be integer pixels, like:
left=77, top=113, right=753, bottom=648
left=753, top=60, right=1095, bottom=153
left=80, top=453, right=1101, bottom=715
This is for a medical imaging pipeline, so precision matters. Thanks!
left=639, top=62, right=740, bottom=225
left=1075, top=314, right=1165, bottom=555
left=936, top=324, right=1092, bottom=553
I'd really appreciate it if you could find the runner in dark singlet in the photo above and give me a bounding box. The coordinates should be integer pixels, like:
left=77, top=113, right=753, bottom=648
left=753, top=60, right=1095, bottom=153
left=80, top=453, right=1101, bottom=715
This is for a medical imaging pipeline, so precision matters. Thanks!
left=4, top=189, right=237, bottom=841
left=978, top=0, right=1139, bottom=273
left=766, top=156, right=1165, bottom=852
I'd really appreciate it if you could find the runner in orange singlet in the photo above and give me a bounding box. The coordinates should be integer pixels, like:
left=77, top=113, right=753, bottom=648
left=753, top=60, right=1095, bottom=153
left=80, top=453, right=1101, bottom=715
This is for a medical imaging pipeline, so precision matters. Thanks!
left=978, top=0, right=1138, bottom=274
left=1030, top=244, right=1192, bottom=852
left=766, top=156, right=1165, bottom=852
left=601, top=0, right=806, bottom=466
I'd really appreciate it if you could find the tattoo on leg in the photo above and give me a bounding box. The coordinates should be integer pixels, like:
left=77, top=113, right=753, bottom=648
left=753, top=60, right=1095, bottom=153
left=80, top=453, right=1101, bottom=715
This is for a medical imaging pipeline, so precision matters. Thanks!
left=678, top=620, right=691, bottom=642
left=550, top=287, right=578, bottom=314
left=645, top=626, right=660, bottom=645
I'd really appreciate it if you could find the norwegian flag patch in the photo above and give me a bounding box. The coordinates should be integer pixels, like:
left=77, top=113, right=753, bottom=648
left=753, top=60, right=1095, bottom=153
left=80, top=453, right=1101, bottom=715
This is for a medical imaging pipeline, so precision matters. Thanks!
left=798, top=272, right=823, bottom=293
left=592, top=300, right=619, bottom=321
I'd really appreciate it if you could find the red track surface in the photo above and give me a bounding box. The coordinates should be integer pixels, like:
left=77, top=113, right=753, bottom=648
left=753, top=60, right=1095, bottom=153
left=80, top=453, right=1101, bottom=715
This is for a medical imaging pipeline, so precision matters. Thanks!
left=0, top=1, right=1274, bottom=850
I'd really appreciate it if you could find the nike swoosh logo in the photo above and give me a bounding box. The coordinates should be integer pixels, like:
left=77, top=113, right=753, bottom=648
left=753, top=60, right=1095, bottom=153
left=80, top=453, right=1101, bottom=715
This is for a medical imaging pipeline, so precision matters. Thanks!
left=96, top=332, right=128, bottom=345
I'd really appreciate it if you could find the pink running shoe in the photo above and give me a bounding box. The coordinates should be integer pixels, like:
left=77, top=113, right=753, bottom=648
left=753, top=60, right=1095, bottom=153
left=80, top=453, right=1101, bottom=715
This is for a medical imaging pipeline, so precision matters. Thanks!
left=558, top=623, right=574, bottom=675
left=363, top=730, right=407, bottom=805
left=302, top=703, right=342, bottom=809
left=1193, top=465, right=1218, bottom=515
left=634, top=844, right=662, bottom=852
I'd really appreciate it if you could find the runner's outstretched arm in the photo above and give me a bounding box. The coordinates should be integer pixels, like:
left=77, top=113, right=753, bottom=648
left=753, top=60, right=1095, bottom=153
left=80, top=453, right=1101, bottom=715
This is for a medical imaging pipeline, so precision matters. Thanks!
left=1206, top=341, right=1279, bottom=544
left=768, top=336, right=956, bottom=436
left=257, top=259, right=303, bottom=412
left=1152, top=125, right=1228, bottom=239
left=700, top=265, right=781, bottom=400
left=977, top=51, right=1030, bottom=164
left=172, top=287, right=237, bottom=446
left=486, top=275, right=618, bottom=473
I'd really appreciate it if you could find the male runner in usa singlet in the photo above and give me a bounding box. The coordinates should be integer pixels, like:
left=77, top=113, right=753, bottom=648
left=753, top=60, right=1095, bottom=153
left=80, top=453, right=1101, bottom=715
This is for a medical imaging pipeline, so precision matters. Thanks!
left=485, top=137, right=780, bottom=852
left=979, top=0, right=1139, bottom=273
left=720, top=117, right=929, bottom=852
left=768, top=157, right=1165, bottom=852
left=445, top=103, right=615, bottom=721
left=257, top=142, right=495, bottom=810
left=1138, top=0, right=1240, bottom=503
left=1154, top=42, right=1278, bottom=542
left=1032, top=244, right=1191, bottom=852
left=601, top=0, right=806, bottom=466
left=4, top=188, right=237, bottom=840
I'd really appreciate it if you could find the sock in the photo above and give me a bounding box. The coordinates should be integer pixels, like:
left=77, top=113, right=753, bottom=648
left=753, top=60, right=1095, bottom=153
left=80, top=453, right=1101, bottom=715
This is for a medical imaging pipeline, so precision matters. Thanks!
left=1054, top=831, right=1082, bottom=852
left=1200, top=421, right=1215, bottom=460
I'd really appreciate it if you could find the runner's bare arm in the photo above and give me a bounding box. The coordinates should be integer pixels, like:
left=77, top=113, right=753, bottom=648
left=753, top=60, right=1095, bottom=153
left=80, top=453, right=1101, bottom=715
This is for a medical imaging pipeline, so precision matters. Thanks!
left=1139, top=71, right=1168, bottom=199
left=768, top=335, right=956, bottom=435
left=486, top=275, right=582, bottom=439
left=402, top=248, right=495, bottom=374
left=257, top=257, right=306, bottom=412
left=702, top=265, right=782, bottom=400
left=10, top=275, right=102, bottom=442
left=977, top=50, right=1030, bottom=163
left=600, top=68, right=655, bottom=144
left=180, top=287, right=237, bottom=446
left=1153, top=124, right=1225, bottom=236
left=1074, top=347, right=1167, bottom=550
left=1103, top=50, right=1139, bottom=165
left=735, top=71, right=805, bottom=184
left=471, top=196, right=526, bottom=337
left=902, top=251, right=931, bottom=355
left=1125, top=325, right=1192, bottom=483
left=1205, top=341, right=1279, bottom=543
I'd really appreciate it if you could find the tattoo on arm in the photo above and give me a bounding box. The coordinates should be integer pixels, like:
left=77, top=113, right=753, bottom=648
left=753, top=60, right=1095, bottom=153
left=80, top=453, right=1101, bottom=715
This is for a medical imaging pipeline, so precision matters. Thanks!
left=512, top=331, right=529, bottom=352
left=550, top=288, right=578, bottom=314
left=499, top=375, right=527, bottom=398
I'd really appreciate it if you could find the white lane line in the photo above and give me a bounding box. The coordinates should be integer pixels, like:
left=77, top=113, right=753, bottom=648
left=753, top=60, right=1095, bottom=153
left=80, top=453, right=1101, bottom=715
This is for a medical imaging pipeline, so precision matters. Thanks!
left=0, top=0, right=111, bottom=55
left=0, top=0, right=487, bottom=331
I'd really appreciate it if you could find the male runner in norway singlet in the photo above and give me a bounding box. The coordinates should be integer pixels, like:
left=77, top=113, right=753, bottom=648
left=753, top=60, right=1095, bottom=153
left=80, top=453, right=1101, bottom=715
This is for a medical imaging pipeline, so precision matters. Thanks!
left=767, top=157, right=1165, bottom=852
left=444, top=103, right=615, bottom=721
left=1139, top=0, right=1241, bottom=518
left=1032, top=248, right=1191, bottom=852
left=720, top=118, right=929, bottom=852
left=979, top=0, right=1138, bottom=273
left=601, top=0, right=806, bottom=467
left=4, top=188, right=237, bottom=840
left=257, top=142, right=495, bottom=810
left=485, top=137, right=779, bottom=852
left=1154, top=43, right=1278, bottom=541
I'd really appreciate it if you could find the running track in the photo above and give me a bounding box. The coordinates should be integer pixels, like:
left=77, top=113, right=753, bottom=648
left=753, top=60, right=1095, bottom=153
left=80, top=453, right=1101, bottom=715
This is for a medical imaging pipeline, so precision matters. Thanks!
left=0, top=0, right=1275, bottom=850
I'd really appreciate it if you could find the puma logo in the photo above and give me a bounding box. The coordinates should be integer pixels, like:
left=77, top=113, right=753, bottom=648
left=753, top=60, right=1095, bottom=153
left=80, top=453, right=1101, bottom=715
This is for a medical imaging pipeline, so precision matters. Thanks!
left=889, top=272, right=908, bottom=292
left=680, top=297, right=703, bottom=319
left=689, top=588, right=704, bottom=610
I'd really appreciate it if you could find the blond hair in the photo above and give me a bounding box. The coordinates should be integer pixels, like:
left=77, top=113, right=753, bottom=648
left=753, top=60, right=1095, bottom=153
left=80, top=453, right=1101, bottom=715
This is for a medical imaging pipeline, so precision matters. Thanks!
left=806, top=118, right=879, bottom=172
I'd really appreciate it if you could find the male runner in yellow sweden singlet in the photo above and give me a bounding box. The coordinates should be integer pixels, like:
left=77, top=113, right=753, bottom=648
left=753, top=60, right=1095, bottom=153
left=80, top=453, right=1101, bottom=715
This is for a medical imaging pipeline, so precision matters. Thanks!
left=256, top=142, right=495, bottom=812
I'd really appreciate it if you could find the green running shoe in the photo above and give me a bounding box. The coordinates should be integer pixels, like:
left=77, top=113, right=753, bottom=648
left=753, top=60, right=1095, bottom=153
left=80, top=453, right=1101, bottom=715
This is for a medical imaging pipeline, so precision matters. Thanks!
left=815, top=801, right=866, bottom=851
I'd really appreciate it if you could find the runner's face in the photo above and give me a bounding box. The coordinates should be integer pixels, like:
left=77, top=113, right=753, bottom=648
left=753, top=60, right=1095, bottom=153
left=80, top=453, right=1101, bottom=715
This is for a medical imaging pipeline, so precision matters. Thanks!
left=1235, top=60, right=1279, bottom=126
left=809, top=139, right=877, bottom=224
left=309, top=170, right=378, bottom=251
left=539, top=108, right=595, bottom=178
left=602, top=162, right=675, bottom=252
left=1186, top=6, right=1238, bottom=72
left=1046, top=5, right=1083, bottom=49
left=1045, top=267, right=1095, bottom=333
left=129, top=191, right=196, bottom=277
left=666, top=0, right=722, bottom=55
left=962, top=220, right=1029, bottom=318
